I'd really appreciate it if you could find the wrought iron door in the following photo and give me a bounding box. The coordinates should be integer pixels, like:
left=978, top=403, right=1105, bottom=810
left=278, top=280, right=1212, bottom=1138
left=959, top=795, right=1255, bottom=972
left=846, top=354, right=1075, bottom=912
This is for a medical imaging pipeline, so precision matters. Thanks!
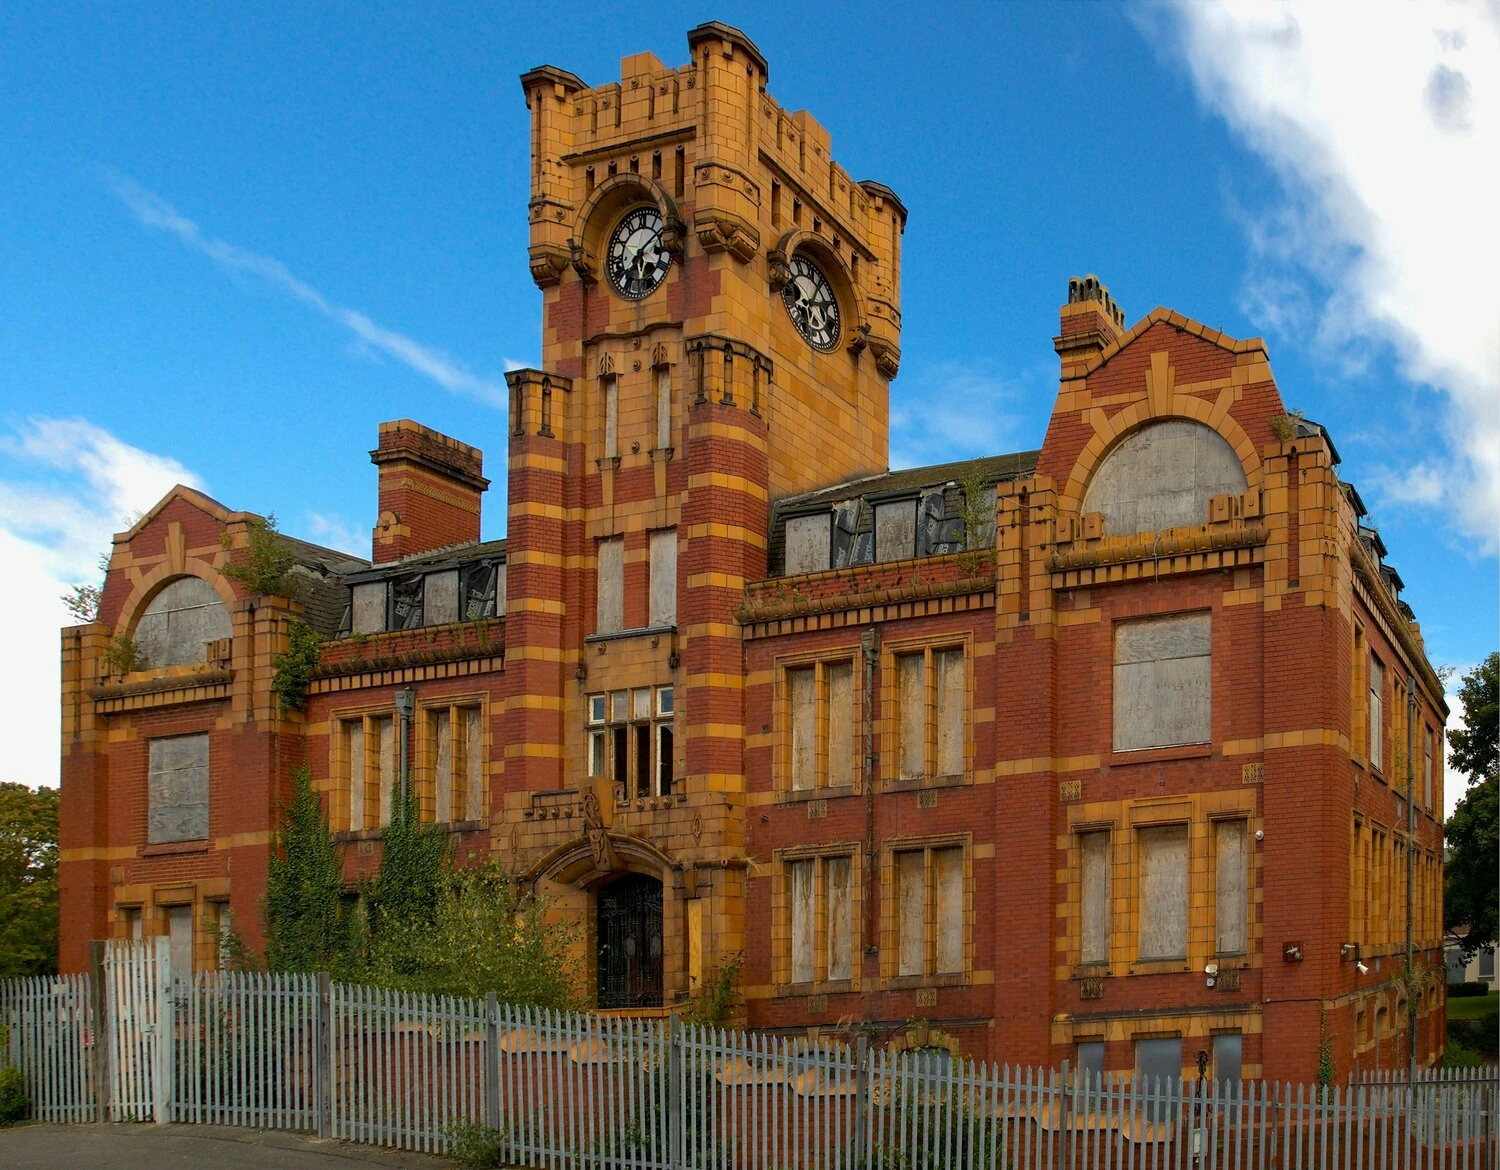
left=596, top=873, right=663, bottom=1009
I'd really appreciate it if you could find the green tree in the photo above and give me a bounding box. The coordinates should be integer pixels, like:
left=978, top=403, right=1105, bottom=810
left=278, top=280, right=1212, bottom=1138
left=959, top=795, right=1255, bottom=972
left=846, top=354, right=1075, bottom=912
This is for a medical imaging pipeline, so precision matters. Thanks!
left=1445, top=653, right=1499, bottom=960
left=0, top=784, right=59, bottom=978
left=263, top=768, right=353, bottom=974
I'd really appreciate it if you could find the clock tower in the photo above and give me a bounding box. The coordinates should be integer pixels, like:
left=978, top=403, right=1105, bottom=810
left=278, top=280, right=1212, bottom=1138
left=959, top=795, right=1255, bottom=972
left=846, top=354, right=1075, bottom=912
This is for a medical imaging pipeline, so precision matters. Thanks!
left=502, top=23, right=905, bottom=1010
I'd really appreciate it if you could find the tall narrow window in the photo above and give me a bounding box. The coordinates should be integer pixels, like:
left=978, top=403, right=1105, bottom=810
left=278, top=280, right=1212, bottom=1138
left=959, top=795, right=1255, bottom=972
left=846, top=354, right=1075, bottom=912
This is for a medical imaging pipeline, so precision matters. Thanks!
left=783, top=656, right=858, bottom=791
left=1369, top=656, right=1385, bottom=772
left=148, top=734, right=209, bottom=844
left=1080, top=830, right=1111, bottom=964
left=1423, top=728, right=1433, bottom=810
left=166, top=904, right=193, bottom=979
left=1138, top=825, right=1189, bottom=960
left=597, top=537, right=624, bottom=635
left=789, top=667, right=816, bottom=792
left=770, top=179, right=781, bottom=227
left=826, top=856, right=852, bottom=981
left=649, top=528, right=677, bottom=627
left=603, top=375, right=618, bottom=460
left=784, top=853, right=855, bottom=985
left=424, top=702, right=486, bottom=824
left=897, top=850, right=925, bottom=976
left=656, top=367, right=672, bottom=450
left=789, top=859, right=815, bottom=983
left=1214, top=819, right=1248, bottom=954
left=342, top=714, right=396, bottom=830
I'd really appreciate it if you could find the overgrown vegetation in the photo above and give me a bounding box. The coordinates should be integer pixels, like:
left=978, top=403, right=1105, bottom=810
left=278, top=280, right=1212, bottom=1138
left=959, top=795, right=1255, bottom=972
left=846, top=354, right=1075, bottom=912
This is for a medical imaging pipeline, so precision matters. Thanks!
left=448, top=1120, right=510, bottom=1168
left=254, top=768, right=581, bottom=1006
left=61, top=583, right=102, bottom=623
left=271, top=620, right=322, bottom=712
left=1315, top=1005, right=1335, bottom=1088
left=102, top=630, right=147, bottom=675
left=1445, top=653, right=1498, bottom=961
left=683, top=951, right=743, bottom=1026
left=0, top=783, right=58, bottom=979
left=1270, top=408, right=1306, bottom=443
left=0, top=1063, right=28, bottom=1126
left=956, top=471, right=995, bottom=576
left=220, top=514, right=300, bottom=598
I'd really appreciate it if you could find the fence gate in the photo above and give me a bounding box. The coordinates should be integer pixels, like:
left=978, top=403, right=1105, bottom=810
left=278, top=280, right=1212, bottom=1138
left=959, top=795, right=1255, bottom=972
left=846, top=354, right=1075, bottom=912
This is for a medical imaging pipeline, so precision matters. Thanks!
left=100, top=938, right=173, bottom=1122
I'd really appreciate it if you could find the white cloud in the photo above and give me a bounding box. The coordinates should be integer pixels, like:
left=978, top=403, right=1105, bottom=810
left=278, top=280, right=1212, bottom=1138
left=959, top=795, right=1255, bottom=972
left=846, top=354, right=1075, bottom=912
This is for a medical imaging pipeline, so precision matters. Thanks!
left=303, top=511, right=369, bottom=559
left=0, top=418, right=203, bottom=789
left=109, top=175, right=510, bottom=408
left=889, top=361, right=1031, bottom=471
left=1141, top=1, right=1500, bottom=552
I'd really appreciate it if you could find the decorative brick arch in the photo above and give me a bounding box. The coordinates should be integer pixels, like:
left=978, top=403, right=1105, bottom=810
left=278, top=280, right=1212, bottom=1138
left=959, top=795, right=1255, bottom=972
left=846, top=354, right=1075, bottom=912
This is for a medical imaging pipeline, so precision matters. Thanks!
left=766, top=227, right=872, bottom=353
left=118, top=557, right=239, bottom=638
left=528, top=831, right=678, bottom=890
left=571, top=173, right=686, bottom=282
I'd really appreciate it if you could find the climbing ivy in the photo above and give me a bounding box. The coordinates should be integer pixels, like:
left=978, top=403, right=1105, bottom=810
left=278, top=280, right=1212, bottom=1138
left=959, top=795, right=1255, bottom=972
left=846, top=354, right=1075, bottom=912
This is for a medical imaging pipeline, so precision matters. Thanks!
left=271, top=620, right=322, bottom=712
left=263, top=768, right=355, bottom=975
left=220, top=514, right=300, bottom=599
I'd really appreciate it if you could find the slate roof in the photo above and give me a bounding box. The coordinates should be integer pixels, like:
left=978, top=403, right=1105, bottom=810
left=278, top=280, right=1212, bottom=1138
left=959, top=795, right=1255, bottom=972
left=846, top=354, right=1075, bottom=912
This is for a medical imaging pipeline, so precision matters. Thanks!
left=273, top=534, right=370, bottom=639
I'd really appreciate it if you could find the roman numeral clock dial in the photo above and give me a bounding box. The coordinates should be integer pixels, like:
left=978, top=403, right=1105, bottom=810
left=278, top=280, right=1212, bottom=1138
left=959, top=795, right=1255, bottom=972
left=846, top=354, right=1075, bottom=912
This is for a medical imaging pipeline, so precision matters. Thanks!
left=782, top=254, right=840, bottom=351
left=606, top=207, right=671, bottom=299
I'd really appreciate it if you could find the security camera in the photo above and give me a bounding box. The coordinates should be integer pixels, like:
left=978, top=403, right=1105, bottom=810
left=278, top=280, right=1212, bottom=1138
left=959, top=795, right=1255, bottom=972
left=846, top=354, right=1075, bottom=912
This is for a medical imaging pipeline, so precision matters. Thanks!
left=1357, top=961, right=1370, bottom=975
left=1254, top=829, right=1264, bottom=841
left=1204, top=963, right=1219, bottom=976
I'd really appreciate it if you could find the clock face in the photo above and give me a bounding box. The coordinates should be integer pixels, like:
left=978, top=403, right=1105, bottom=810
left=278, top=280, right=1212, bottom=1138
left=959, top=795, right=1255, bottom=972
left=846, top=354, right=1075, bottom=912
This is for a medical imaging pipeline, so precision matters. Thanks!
left=606, top=206, right=671, bottom=299
left=782, top=254, right=841, bottom=350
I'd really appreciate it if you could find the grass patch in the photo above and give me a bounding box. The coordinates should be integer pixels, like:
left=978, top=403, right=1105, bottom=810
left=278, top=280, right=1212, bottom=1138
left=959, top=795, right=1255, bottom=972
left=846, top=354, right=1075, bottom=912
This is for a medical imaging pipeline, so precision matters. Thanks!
left=1447, top=991, right=1498, bottom=1020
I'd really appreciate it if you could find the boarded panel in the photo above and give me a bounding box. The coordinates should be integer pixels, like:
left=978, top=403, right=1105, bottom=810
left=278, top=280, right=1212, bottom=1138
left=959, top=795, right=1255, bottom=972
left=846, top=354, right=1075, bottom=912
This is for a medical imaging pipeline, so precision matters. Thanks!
left=423, top=570, right=459, bottom=625
left=789, top=860, right=814, bottom=984
left=649, top=529, right=677, bottom=626
left=1138, top=825, right=1188, bottom=959
left=134, top=576, right=232, bottom=667
left=935, top=648, right=965, bottom=777
left=167, top=905, right=194, bottom=979
left=826, top=857, right=852, bottom=981
left=1113, top=613, right=1211, bottom=751
left=788, top=668, right=816, bottom=791
left=603, top=377, right=618, bottom=458
left=1082, top=418, right=1247, bottom=535
left=1080, top=830, right=1111, bottom=964
left=825, top=661, right=853, bottom=787
left=465, top=707, right=485, bottom=822
left=875, top=499, right=917, bottom=562
left=433, top=709, right=452, bottom=823
left=656, top=368, right=672, bottom=451
left=346, top=721, right=366, bottom=831
left=784, top=514, right=831, bottom=575
left=1369, top=657, right=1384, bottom=769
left=596, top=537, right=624, bottom=635
left=897, top=850, right=925, bottom=977
left=351, top=582, right=387, bottom=634
left=1215, top=819, right=1247, bottom=953
left=1212, top=1033, right=1242, bottom=1092
left=934, top=847, right=964, bottom=974
left=148, top=733, right=208, bottom=844
left=376, top=717, right=395, bottom=825
left=897, top=653, right=925, bottom=780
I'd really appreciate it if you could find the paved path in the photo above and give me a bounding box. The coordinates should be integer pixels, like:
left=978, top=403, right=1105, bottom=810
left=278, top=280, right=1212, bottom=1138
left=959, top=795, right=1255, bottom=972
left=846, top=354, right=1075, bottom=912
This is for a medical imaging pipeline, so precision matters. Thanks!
left=0, top=1123, right=457, bottom=1169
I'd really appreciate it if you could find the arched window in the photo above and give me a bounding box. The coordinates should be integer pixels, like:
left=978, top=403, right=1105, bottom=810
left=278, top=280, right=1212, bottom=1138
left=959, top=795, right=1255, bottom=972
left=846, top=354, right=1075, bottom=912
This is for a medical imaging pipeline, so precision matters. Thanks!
left=1082, top=419, right=1247, bottom=536
left=134, top=577, right=231, bottom=668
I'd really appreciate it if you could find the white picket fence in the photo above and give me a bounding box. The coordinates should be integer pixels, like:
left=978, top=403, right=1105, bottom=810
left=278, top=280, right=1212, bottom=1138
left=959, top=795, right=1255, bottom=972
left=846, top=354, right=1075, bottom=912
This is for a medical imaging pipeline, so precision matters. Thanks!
left=2, top=943, right=1496, bottom=1168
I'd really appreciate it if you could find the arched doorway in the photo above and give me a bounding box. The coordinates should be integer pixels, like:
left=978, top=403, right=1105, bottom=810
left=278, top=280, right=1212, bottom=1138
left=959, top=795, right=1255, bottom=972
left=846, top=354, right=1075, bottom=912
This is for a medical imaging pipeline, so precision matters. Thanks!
left=596, top=873, right=663, bottom=1009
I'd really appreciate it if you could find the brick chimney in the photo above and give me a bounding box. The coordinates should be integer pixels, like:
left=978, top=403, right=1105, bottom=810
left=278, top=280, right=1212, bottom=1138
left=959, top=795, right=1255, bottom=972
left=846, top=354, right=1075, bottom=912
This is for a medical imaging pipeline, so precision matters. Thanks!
left=369, top=420, right=489, bottom=563
left=1054, top=274, right=1126, bottom=379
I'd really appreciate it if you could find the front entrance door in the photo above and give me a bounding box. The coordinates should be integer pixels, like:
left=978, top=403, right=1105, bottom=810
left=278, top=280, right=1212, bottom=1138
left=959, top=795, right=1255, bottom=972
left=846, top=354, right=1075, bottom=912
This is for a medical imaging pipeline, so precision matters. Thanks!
left=596, top=873, right=663, bottom=1009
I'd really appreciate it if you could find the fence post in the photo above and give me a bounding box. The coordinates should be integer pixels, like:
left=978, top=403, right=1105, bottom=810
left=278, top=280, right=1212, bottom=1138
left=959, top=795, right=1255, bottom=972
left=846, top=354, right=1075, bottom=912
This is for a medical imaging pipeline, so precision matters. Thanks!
left=485, top=992, right=500, bottom=1133
left=152, top=936, right=172, bottom=1124
left=317, top=972, right=332, bottom=1138
left=668, top=1014, right=683, bottom=1170
left=853, top=1035, right=870, bottom=1170
left=89, top=940, right=111, bottom=1124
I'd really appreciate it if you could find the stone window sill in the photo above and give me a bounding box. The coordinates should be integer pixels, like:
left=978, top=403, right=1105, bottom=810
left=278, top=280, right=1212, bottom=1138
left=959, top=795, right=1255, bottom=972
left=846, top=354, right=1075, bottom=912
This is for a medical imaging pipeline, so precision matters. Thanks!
left=885, top=772, right=970, bottom=793
left=1110, top=743, right=1211, bottom=767
left=776, top=784, right=857, bottom=804
left=142, top=840, right=210, bottom=857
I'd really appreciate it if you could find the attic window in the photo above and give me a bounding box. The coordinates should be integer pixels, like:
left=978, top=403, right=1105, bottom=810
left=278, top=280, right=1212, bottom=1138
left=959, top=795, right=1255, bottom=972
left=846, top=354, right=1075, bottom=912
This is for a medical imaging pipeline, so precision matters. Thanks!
left=389, top=575, right=424, bottom=630
left=1083, top=419, right=1247, bottom=536
left=134, top=577, right=231, bottom=668
left=460, top=562, right=503, bottom=619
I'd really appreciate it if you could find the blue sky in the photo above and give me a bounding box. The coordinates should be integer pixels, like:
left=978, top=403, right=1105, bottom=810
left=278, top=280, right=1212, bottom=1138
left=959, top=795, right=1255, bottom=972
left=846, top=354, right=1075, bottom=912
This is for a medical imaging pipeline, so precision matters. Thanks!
left=2, top=3, right=1495, bottom=802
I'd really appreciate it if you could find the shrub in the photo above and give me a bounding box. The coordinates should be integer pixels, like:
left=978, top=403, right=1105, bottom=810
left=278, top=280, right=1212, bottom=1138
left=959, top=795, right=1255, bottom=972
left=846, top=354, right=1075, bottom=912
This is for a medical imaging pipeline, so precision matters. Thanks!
left=1443, top=1038, right=1483, bottom=1068
left=0, top=1064, right=29, bottom=1125
left=1447, top=980, right=1491, bottom=998
left=448, top=1120, right=508, bottom=1168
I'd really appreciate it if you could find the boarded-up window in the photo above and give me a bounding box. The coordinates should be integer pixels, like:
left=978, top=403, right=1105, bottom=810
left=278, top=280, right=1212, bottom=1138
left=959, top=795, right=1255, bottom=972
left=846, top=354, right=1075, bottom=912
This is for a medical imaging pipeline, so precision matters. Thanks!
left=1138, top=825, right=1188, bottom=960
left=1423, top=728, right=1433, bottom=809
left=351, top=581, right=387, bottom=634
left=345, top=720, right=366, bottom=831
left=603, top=376, right=618, bottom=459
left=1135, top=1036, right=1182, bottom=1118
left=1078, top=1041, right=1105, bottom=1084
left=1213, top=1033, right=1242, bottom=1095
left=934, top=846, right=964, bottom=974
left=424, top=570, right=459, bottom=625
left=649, top=529, right=677, bottom=626
left=784, top=513, right=832, bottom=575
left=897, top=850, right=925, bottom=976
left=1082, top=418, right=1247, bottom=535
left=894, top=844, right=965, bottom=978
left=826, top=857, right=852, bottom=981
left=897, top=653, right=925, bottom=780
left=788, top=667, right=816, bottom=791
left=1113, top=614, right=1211, bottom=751
left=656, top=367, right=672, bottom=451
left=375, top=717, right=395, bottom=826
left=826, top=662, right=853, bottom=788
left=1369, top=656, right=1384, bottom=771
left=875, top=499, right=917, bottom=562
left=1080, top=830, right=1111, bottom=964
left=935, top=649, right=965, bottom=777
left=789, top=859, right=815, bottom=983
left=148, top=733, right=209, bottom=844
left=134, top=576, right=232, bottom=668
left=166, top=904, right=194, bottom=978
left=1214, top=820, right=1247, bottom=954
left=432, top=708, right=452, bottom=823
left=465, top=707, right=485, bottom=821
left=597, top=537, right=624, bottom=635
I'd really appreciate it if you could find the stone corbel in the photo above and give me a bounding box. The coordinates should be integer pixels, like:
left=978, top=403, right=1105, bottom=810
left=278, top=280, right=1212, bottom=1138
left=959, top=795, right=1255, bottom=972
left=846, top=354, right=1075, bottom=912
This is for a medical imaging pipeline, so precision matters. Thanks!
left=846, top=321, right=871, bottom=357
left=869, top=337, right=901, bottom=379
left=528, top=246, right=570, bottom=289
left=660, top=214, right=687, bottom=257
left=696, top=216, right=758, bottom=263
left=766, top=247, right=791, bottom=292
left=568, top=238, right=596, bottom=283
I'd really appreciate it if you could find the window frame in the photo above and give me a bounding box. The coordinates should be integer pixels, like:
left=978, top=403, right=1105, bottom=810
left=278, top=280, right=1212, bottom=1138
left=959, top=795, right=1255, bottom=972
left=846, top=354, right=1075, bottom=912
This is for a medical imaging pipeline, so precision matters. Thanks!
left=1112, top=612, right=1212, bottom=754
left=881, top=636, right=971, bottom=790
left=146, top=732, right=210, bottom=846
left=881, top=836, right=970, bottom=985
left=418, top=695, right=489, bottom=826
left=333, top=707, right=397, bottom=833
left=775, top=846, right=861, bottom=990
left=1136, top=822, right=1190, bottom=963
left=777, top=649, right=861, bottom=798
left=587, top=685, right=676, bottom=801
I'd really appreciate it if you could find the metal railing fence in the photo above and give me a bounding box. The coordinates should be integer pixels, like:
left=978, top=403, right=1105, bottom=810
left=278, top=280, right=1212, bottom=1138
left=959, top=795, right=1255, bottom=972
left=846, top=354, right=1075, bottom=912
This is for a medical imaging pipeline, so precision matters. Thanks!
left=2, top=946, right=1495, bottom=1169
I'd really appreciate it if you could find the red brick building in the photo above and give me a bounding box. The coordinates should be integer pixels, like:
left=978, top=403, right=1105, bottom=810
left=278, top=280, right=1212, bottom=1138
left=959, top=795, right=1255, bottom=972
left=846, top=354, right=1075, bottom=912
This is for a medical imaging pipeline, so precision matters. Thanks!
left=60, top=23, right=1448, bottom=1086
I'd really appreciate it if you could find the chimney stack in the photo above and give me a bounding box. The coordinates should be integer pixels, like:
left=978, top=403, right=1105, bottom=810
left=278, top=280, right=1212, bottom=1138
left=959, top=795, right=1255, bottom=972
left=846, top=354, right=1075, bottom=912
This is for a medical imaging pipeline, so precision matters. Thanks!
left=1054, top=274, right=1126, bottom=379
left=370, top=420, right=489, bottom=563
